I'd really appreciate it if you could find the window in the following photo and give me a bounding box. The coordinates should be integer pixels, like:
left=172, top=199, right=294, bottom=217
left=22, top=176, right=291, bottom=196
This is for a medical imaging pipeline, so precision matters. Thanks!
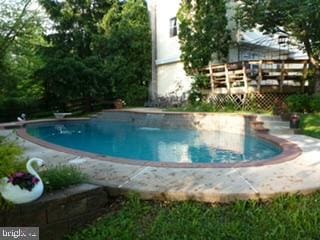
left=169, top=17, right=177, bottom=37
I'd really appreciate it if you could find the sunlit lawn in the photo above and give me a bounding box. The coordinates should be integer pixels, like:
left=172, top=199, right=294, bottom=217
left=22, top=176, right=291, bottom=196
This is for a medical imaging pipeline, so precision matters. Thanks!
left=302, top=113, right=320, bottom=138
left=67, top=193, right=320, bottom=240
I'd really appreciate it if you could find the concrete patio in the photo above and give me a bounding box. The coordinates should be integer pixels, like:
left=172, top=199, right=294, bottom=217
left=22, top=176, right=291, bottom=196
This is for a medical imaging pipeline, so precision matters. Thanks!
left=1, top=112, right=320, bottom=203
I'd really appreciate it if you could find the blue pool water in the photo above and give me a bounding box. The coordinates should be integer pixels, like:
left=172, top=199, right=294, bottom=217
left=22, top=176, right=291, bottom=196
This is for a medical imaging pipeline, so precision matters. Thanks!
left=26, top=120, right=282, bottom=164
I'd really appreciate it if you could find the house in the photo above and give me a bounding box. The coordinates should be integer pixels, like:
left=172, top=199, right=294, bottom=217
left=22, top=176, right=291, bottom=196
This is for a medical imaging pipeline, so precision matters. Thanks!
left=147, top=0, right=305, bottom=102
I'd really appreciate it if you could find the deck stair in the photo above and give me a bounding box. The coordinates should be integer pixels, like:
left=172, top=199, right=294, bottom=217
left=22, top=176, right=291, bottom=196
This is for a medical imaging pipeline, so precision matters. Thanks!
left=256, top=115, right=294, bottom=135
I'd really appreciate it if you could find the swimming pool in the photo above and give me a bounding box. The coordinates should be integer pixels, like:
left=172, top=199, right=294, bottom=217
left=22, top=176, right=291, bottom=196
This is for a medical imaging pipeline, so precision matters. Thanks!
left=26, top=119, right=282, bottom=164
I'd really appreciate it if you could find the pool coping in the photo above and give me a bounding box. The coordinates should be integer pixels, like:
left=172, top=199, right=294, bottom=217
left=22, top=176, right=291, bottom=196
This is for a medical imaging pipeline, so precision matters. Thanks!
left=16, top=116, right=302, bottom=168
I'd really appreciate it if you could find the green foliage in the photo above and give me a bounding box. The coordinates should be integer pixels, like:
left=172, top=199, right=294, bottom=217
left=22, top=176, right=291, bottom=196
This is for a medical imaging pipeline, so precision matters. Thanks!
left=35, top=56, right=107, bottom=110
left=310, top=94, right=320, bottom=112
left=37, top=0, right=151, bottom=108
left=301, top=113, right=320, bottom=138
left=178, top=0, right=231, bottom=75
left=285, top=94, right=311, bottom=113
left=101, top=0, right=151, bottom=105
left=0, top=137, right=25, bottom=211
left=188, top=74, right=210, bottom=104
left=0, top=137, right=25, bottom=179
left=37, top=0, right=115, bottom=109
left=183, top=102, right=217, bottom=112
left=68, top=192, right=320, bottom=240
left=0, top=196, right=13, bottom=211
left=40, top=165, right=88, bottom=193
left=236, top=0, right=320, bottom=92
left=0, top=0, right=45, bottom=104
left=219, top=99, right=238, bottom=112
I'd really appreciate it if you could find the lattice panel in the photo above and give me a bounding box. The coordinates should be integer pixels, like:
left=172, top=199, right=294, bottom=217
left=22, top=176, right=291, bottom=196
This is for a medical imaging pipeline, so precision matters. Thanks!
left=208, top=93, right=291, bottom=111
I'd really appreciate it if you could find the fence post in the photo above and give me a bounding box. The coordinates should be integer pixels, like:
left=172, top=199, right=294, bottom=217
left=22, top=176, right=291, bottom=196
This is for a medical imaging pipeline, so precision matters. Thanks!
left=224, top=64, right=230, bottom=94
left=257, top=60, right=263, bottom=92
left=243, top=62, right=248, bottom=93
left=279, top=60, right=285, bottom=92
left=209, top=61, right=214, bottom=94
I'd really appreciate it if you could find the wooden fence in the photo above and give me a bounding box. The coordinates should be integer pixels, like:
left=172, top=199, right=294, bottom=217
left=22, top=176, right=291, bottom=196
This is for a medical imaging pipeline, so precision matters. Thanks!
left=0, top=98, right=113, bottom=122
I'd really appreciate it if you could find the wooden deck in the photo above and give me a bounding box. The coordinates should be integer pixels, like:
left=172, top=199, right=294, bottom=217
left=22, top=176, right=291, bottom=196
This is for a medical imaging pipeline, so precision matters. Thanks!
left=203, top=59, right=309, bottom=94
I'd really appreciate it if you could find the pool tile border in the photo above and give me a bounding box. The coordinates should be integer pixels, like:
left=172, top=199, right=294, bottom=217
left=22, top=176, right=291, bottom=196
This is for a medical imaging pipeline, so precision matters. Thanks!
left=16, top=117, right=302, bottom=168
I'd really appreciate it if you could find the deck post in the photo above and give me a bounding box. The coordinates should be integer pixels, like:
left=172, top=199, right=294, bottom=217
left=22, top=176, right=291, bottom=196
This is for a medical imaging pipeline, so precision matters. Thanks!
left=242, top=62, right=248, bottom=93
left=302, top=61, right=308, bottom=93
left=224, top=64, right=230, bottom=94
left=257, top=60, right=263, bottom=92
left=209, top=61, right=214, bottom=93
left=279, top=60, right=285, bottom=92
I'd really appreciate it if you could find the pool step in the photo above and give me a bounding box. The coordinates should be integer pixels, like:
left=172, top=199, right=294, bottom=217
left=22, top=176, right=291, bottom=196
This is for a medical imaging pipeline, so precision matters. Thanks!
left=256, top=115, right=282, bottom=122
left=251, top=121, right=269, bottom=133
left=256, top=116, right=294, bottom=135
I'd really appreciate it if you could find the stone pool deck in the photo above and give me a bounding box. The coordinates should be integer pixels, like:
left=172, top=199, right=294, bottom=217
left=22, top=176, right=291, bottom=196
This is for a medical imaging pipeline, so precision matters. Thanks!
left=1, top=111, right=320, bottom=202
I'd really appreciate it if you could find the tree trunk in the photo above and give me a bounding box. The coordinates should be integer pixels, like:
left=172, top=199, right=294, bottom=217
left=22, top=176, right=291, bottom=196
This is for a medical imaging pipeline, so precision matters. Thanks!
left=303, top=39, right=320, bottom=93
left=313, top=66, right=320, bottom=93
left=308, top=62, right=320, bottom=94
left=84, top=96, right=92, bottom=112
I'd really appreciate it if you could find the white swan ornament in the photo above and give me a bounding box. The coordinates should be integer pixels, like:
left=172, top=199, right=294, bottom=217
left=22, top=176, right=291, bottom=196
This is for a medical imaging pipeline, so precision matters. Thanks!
left=0, top=158, right=45, bottom=204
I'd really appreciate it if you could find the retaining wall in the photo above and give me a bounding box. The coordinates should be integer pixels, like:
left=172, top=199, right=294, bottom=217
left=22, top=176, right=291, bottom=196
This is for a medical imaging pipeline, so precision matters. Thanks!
left=1, top=184, right=109, bottom=240
left=99, top=110, right=256, bottom=134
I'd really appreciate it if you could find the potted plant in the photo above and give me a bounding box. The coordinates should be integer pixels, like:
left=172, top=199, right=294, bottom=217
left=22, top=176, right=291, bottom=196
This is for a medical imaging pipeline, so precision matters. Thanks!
left=114, top=99, right=126, bottom=109
left=0, top=158, right=45, bottom=204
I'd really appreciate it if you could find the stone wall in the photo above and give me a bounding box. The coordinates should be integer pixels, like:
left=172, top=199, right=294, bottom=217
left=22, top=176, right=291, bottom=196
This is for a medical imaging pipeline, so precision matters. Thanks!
left=1, top=184, right=109, bottom=240
left=99, top=110, right=256, bottom=134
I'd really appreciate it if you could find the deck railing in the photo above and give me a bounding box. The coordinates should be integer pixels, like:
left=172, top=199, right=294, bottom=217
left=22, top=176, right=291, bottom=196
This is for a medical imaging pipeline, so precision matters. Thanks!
left=202, top=59, right=309, bottom=94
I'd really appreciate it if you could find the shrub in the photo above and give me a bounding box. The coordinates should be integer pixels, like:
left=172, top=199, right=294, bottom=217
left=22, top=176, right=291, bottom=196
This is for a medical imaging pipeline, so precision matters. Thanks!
left=40, top=165, right=88, bottom=192
left=310, top=94, right=320, bottom=112
left=188, top=74, right=210, bottom=104
left=184, top=102, right=217, bottom=112
left=0, top=137, right=25, bottom=210
left=285, top=94, right=311, bottom=113
left=0, top=137, right=25, bottom=179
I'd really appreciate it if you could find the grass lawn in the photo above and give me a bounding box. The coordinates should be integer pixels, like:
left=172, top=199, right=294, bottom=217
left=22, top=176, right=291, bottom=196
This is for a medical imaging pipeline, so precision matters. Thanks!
left=302, top=113, right=320, bottom=138
left=68, top=193, right=320, bottom=240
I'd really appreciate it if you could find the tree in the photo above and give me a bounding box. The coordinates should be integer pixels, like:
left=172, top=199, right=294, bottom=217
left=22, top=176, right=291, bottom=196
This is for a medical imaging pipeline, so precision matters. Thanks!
left=237, top=0, right=320, bottom=92
left=101, top=0, right=151, bottom=105
left=0, top=0, right=45, bottom=102
left=177, top=0, right=231, bottom=75
left=39, top=0, right=115, bottom=58
left=38, top=0, right=151, bottom=107
left=37, top=0, right=116, bottom=109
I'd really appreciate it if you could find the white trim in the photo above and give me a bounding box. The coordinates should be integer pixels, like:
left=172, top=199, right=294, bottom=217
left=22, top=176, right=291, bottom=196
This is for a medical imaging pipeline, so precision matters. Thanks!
left=155, top=56, right=181, bottom=66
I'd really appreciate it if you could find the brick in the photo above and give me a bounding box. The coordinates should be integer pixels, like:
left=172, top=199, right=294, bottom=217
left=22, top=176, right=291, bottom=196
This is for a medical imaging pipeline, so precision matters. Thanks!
left=1, top=184, right=111, bottom=238
left=0, top=214, right=5, bottom=226
left=40, top=221, right=69, bottom=240
left=86, top=193, right=109, bottom=211
left=66, top=198, right=87, bottom=217
left=39, top=191, right=67, bottom=204
left=47, top=203, right=66, bottom=223
left=19, top=210, right=47, bottom=226
left=63, top=184, right=100, bottom=200
left=4, top=207, right=21, bottom=226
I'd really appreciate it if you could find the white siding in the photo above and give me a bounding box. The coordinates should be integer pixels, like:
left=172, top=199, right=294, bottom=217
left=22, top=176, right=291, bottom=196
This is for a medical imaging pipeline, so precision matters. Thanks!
left=155, top=0, right=182, bottom=63
left=157, top=62, right=192, bottom=97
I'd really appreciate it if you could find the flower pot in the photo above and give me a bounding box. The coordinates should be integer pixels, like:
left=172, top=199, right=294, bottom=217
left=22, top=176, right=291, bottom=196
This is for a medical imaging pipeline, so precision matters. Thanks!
left=114, top=100, right=123, bottom=109
left=0, top=177, right=44, bottom=204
